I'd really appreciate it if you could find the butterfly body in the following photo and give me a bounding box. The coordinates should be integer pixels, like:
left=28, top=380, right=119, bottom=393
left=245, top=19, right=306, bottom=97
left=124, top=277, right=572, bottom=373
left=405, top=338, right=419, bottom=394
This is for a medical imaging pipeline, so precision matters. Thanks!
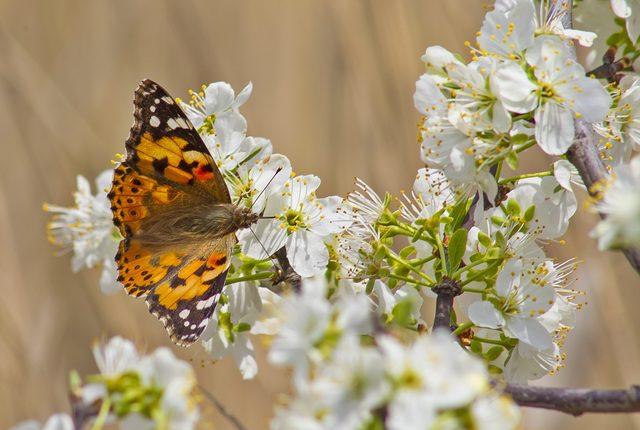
left=108, top=79, right=257, bottom=346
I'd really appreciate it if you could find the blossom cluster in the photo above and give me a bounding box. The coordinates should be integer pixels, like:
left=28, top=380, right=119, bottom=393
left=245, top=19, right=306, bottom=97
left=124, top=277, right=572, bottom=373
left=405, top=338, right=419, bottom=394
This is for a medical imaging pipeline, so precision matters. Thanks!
left=11, top=337, right=199, bottom=430
left=268, top=279, right=519, bottom=430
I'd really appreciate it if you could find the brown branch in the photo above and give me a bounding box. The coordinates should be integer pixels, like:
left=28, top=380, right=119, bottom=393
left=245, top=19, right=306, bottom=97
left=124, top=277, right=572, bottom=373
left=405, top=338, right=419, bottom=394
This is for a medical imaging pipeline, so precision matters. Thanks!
left=432, top=277, right=461, bottom=330
left=566, top=124, right=640, bottom=273
left=504, top=384, right=640, bottom=416
left=550, top=0, right=640, bottom=275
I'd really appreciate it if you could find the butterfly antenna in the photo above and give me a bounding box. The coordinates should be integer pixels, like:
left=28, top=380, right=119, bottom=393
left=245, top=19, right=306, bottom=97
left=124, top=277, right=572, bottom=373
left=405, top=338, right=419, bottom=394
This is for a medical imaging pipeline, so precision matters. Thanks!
left=248, top=226, right=280, bottom=265
left=250, top=167, right=283, bottom=213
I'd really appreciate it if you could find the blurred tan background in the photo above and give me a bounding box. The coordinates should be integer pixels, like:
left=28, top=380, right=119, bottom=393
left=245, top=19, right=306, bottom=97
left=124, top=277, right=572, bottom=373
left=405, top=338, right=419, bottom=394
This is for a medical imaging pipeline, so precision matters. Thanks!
left=0, top=1, right=639, bottom=429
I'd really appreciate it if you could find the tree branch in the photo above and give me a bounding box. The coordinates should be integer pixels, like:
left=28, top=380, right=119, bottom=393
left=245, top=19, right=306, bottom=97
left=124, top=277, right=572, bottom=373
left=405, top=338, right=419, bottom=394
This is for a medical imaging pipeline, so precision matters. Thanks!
left=432, top=277, right=461, bottom=329
left=552, top=0, right=640, bottom=275
left=504, top=384, right=640, bottom=416
left=566, top=123, right=640, bottom=273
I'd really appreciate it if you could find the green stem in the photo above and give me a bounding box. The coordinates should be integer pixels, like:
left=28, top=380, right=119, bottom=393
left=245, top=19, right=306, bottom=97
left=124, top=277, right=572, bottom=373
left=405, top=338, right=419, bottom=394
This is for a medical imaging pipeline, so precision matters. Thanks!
left=226, top=271, right=273, bottom=285
left=386, top=251, right=435, bottom=284
left=462, top=286, right=487, bottom=293
left=435, top=234, right=448, bottom=274
left=498, top=170, right=553, bottom=185
left=460, top=261, right=501, bottom=287
left=514, top=140, right=536, bottom=154
left=473, top=336, right=511, bottom=347
left=451, top=258, right=488, bottom=279
left=408, top=255, right=436, bottom=267
left=494, top=160, right=503, bottom=180
left=90, top=397, right=111, bottom=430
left=388, top=273, right=433, bottom=289
left=452, top=322, right=474, bottom=335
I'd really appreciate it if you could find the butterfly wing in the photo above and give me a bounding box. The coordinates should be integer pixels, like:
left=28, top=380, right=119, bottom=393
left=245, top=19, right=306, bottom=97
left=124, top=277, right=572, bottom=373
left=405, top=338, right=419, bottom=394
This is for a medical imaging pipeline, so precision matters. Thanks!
left=109, top=79, right=234, bottom=346
left=115, top=236, right=234, bottom=346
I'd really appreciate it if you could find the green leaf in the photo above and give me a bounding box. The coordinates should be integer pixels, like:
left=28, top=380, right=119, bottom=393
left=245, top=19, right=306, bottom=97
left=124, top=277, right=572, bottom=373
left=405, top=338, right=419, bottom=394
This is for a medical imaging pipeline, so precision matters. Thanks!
left=524, top=204, right=536, bottom=222
left=448, top=228, right=468, bottom=273
left=484, top=346, right=504, bottom=361
left=510, top=133, right=529, bottom=145
left=488, top=364, right=504, bottom=375
left=477, top=231, right=492, bottom=248
left=506, top=198, right=521, bottom=216
left=235, top=322, right=251, bottom=333
left=486, top=247, right=502, bottom=260
left=470, top=340, right=483, bottom=354
left=449, top=197, right=472, bottom=230
left=366, top=278, right=376, bottom=294
left=490, top=215, right=506, bottom=226
left=606, top=31, right=624, bottom=47
left=506, top=151, right=519, bottom=170
left=400, top=245, right=416, bottom=259
left=392, top=301, right=415, bottom=328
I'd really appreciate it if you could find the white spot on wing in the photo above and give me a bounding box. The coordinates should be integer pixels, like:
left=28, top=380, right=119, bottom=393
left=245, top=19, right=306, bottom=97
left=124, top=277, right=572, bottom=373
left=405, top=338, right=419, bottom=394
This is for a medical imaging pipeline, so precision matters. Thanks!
left=154, top=98, right=160, bottom=104
left=183, top=320, right=190, bottom=327
left=150, top=106, right=156, bottom=112
left=179, top=309, right=190, bottom=319
left=150, top=116, right=160, bottom=127
left=167, top=118, right=179, bottom=129
left=162, top=96, right=174, bottom=104
left=176, top=118, right=190, bottom=129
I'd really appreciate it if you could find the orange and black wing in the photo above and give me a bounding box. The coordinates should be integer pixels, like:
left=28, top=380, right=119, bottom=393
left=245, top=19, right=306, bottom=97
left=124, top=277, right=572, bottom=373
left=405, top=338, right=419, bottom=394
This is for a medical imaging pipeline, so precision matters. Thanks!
left=109, top=79, right=234, bottom=346
left=110, top=79, right=230, bottom=239
left=115, top=238, right=233, bottom=345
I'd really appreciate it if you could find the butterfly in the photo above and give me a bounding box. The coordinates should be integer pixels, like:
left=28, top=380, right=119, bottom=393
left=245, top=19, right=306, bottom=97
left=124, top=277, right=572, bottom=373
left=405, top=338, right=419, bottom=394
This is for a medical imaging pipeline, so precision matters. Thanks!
left=108, top=79, right=259, bottom=346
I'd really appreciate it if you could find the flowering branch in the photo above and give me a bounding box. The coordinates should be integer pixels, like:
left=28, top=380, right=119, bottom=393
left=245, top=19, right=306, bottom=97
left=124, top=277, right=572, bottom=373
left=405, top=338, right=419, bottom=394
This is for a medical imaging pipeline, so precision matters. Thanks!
left=566, top=122, right=640, bottom=273
left=553, top=0, right=640, bottom=275
left=503, top=384, right=640, bottom=416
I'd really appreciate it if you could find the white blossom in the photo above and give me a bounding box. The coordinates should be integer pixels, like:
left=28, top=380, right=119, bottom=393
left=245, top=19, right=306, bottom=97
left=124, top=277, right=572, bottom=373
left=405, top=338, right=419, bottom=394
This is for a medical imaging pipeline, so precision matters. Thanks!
left=243, top=175, right=350, bottom=277
left=468, top=259, right=556, bottom=351
left=591, top=155, right=640, bottom=249
left=310, top=337, right=390, bottom=429
left=525, top=36, right=611, bottom=154
left=10, top=415, right=73, bottom=430
left=44, top=170, right=120, bottom=294
left=471, top=395, right=522, bottom=430
left=179, top=81, right=252, bottom=136
left=131, top=348, right=199, bottom=430
left=81, top=337, right=199, bottom=430
left=597, top=76, right=640, bottom=165
left=611, top=0, right=640, bottom=42
left=200, top=281, right=262, bottom=380
left=229, top=153, right=292, bottom=212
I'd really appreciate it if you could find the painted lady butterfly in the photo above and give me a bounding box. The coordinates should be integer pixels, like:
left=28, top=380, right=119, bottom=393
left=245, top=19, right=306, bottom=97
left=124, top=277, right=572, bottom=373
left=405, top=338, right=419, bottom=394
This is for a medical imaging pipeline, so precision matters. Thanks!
left=109, top=79, right=258, bottom=346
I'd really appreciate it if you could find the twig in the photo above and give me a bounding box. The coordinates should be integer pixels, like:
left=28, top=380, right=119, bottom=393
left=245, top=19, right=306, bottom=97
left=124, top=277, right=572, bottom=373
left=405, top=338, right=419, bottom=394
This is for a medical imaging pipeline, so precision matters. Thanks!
left=566, top=123, right=640, bottom=273
left=551, top=0, right=640, bottom=275
left=432, top=277, right=461, bottom=329
left=199, top=385, right=248, bottom=430
left=504, top=384, right=640, bottom=416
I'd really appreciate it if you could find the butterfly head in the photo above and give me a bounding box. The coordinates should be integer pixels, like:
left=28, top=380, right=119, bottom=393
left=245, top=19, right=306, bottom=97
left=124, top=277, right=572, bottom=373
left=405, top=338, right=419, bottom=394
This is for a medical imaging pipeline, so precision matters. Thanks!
left=230, top=205, right=260, bottom=230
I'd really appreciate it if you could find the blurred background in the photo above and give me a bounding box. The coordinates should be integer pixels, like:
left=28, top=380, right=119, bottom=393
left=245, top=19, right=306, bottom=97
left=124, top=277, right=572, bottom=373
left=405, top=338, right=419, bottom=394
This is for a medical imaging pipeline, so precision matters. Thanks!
left=0, top=1, right=638, bottom=428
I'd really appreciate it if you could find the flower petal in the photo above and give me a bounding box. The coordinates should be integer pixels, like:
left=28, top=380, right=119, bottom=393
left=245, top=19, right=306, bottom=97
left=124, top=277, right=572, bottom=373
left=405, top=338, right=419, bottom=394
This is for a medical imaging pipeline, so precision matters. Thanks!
left=534, top=102, right=575, bottom=155
left=468, top=301, right=505, bottom=329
